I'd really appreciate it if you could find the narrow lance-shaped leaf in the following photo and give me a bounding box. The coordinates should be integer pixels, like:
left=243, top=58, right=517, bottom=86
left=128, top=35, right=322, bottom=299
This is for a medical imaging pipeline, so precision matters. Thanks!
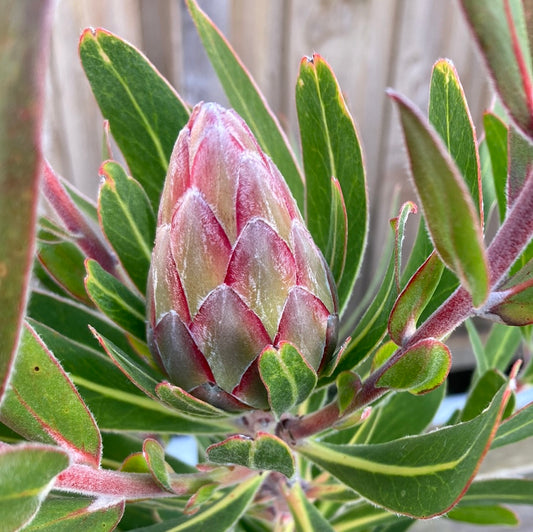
left=0, top=0, right=52, bottom=403
left=98, top=160, right=156, bottom=293
left=296, top=381, right=512, bottom=518
left=429, top=59, right=482, bottom=220
left=388, top=252, right=445, bottom=345
left=0, top=322, right=102, bottom=467
left=508, top=124, right=533, bottom=208
left=389, top=90, right=489, bottom=306
left=447, top=505, right=518, bottom=526
left=460, top=0, right=533, bottom=139
left=460, top=478, right=533, bottom=506
left=185, top=0, right=304, bottom=208
left=296, top=54, right=367, bottom=314
left=79, top=28, right=190, bottom=209
left=0, top=443, right=69, bottom=532
left=331, top=201, right=414, bottom=381
left=284, top=482, right=335, bottom=532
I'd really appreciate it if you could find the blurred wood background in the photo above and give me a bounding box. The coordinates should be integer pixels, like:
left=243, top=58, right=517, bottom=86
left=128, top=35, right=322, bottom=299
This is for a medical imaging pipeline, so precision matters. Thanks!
left=44, top=0, right=493, bottom=286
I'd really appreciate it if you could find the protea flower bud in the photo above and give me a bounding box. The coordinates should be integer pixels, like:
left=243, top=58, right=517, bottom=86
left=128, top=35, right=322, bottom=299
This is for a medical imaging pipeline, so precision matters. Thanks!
left=147, top=102, right=338, bottom=412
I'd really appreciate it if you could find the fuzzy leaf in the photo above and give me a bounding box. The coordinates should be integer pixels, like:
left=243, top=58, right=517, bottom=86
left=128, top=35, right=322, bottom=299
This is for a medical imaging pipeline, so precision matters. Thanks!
left=156, top=382, right=234, bottom=420
left=85, top=259, right=146, bottom=341
left=388, top=252, right=445, bottom=345
left=483, top=112, right=509, bottom=221
left=296, top=383, right=511, bottom=518
left=0, top=323, right=101, bottom=466
left=377, top=339, right=451, bottom=394
left=79, top=28, right=189, bottom=209
left=143, top=438, right=173, bottom=493
left=332, top=202, right=413, bottom=380
left=98, top=161, right=156, bottom=293
left=23, top=497, right=124, bottom=532
left=0, top=0, right=52, bottom=404
left=0, top=443, right=69, bottom=531
left=296, top=54, right=367, bottom=314
left=508, top=125, right=533, bottom=209
left=259, top=343, right=317, bottom=418
left=285, top=482, right=335, bottom=532
left=429, top=59, right=482, bottom=218
left=28, top=321, right=225, bottom=435
left=460, top=0, right=533, bottom=138
left=350, top=384, right=445, bottom=445
left=37, top=236, right=91, bottom=305
left=390, top=91, right=489, bottom=306
left=185, top=0, right=304, bottom=209
left=126, top=475, right=262, bottom=532
left=207, top=433, right=294, bottom=478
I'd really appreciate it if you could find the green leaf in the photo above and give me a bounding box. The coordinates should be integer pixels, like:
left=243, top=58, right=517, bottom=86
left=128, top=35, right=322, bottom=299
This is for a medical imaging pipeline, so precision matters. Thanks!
left=483, top=112, right=509, bottom=222
left=429, top=59, right=482, bottom=219
left=461, top=478, right=533, bottom=506
left=37, top=235, right=91, bottom=306
left=156, top=382, right=235, bottom=420
left=23, top=496, right=124, bottom=531
left=447, top=504, right=518, bottom=526
left=296, top=54, right=367, bottom=314
left=285, top=482, right=335, bottom=532
left=207, top=433, right=294, bottom=478
left=259, top=342, right=317, bottom=418
left=464, top=319, right=489, bottom=377
left=460, top=0, right=533, bottom=139
left=295, top=382, right=511, bottom=518
left=492, top=400, right=533, bottom=448
left=79, top=28, right=189, bottom=209
left=327, top=177, right=348, bottom=286
left=185, top=0, right=304, bottom=209
left=0, top=1, right=52, bottom=404
left=485, top=323, right=523, bottom=371
left=143, top=438, right=174, bottom=493
left=0, top=323, right=101, bottom=466
left=388, top=252, right=445, bottom=345
left=332, top=201, right=415, bottom=380
left=330, top=499, right=411, bottom=531
left=376, top=339, right=451, bottom=394
left=390, top=91, right=489, bottom=306
left=85, top=259, right=146, bottom=341
left=461, top=370, right=513, bottom=422
left=98, top=160, right=156, bottom=293
left=508, top=125, right=533, bottom=209
left=350, top=384, right=445, bottom=445
left=28, top=289, right=133, bottom=354
left=0, top=443, right=69, bottom=532
left=130, top=474, right=262, bottom=532
left=28, top=321, right=225, bottom=435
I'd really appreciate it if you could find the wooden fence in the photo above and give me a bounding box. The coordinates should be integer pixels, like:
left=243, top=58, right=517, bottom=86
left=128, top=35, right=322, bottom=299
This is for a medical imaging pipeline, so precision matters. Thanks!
left=44, top=0, right=493, bottom=284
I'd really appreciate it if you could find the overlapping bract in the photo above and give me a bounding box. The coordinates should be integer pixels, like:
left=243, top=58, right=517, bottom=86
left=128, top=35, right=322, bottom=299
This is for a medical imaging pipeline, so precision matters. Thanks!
left=147, top=103, right=338, bottom=411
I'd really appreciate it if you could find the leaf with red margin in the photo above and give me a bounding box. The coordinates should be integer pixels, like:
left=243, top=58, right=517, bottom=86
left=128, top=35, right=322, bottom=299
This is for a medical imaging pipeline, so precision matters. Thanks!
left=388, top=252, right=445, bottom=345
left=0, top=0, right=52, bottom=406
left=295, top=372, right=514, bottom=518
left=389, top=91, right=489, bottom=307
left=22, top=496, right=124, bottom=532
left=0, top=323, right=102, bottom=467
left=460, top=0, right=533, bottom=139
left=0, top=442, right=69, bottom=531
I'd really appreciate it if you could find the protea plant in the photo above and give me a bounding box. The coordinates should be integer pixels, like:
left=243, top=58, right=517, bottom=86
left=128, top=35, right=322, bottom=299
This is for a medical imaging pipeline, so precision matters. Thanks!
left=3, top=0, right=533, bottom=530
left=147, top=102, right=338, bottom=412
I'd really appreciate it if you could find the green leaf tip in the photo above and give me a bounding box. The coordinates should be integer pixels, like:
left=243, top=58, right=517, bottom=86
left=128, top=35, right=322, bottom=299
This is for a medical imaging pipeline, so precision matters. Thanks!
left=388, top=89, right=489, bottom=306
